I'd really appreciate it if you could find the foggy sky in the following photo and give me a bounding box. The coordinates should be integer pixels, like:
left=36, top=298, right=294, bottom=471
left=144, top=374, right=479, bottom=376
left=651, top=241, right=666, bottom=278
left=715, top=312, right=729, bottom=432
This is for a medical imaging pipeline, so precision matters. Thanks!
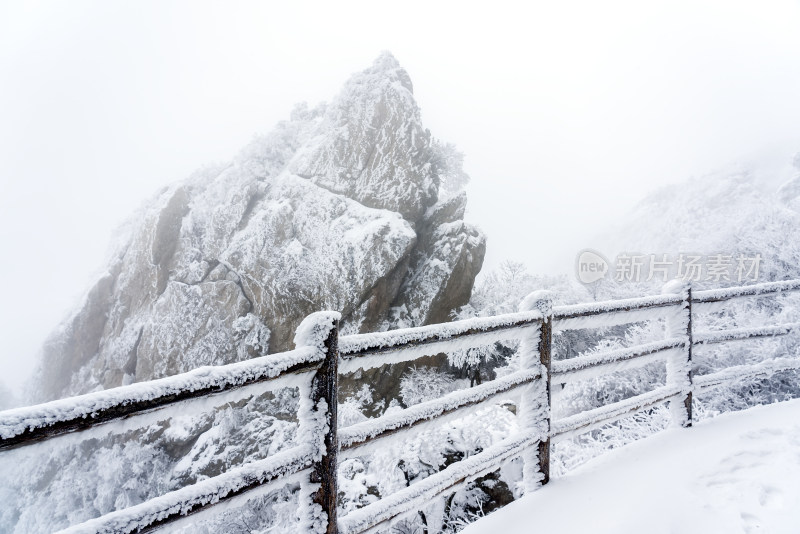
left=2, top=0, right=800, bottom=396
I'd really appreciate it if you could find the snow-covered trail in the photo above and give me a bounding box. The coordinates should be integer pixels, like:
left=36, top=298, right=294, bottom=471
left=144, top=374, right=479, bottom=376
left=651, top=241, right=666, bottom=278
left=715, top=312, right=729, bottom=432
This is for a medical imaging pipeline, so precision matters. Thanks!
left=463, top=399, right=800, bottom=534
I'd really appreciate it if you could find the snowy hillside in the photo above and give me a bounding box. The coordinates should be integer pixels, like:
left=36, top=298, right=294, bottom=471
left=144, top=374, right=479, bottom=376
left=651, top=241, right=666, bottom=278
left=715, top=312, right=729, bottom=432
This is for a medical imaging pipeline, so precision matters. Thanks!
left=582, top=156, right=800, bottom=413
left=593, top=156, right=800, bottom=298
left=32, top=53, right=486, bottom=403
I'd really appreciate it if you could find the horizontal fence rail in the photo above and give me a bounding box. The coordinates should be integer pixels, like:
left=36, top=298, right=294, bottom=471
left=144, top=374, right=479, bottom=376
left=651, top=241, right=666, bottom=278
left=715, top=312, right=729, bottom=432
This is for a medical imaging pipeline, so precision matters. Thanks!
left=551, top=338, right=685, bottom=382
left=338, top=432, right=541, bottom=534
left=338, top=309, right=546, bottom=357
left=693, top=323, right=800, bottom=345
left=58, top=445, right=315, bottom=534
left=551, top=385, right=684, bottom=441
left=695, top=357, right=800, bottom=392
left=339, top=367, right=542, bottom=454
left=692, top=278, right=800, bottom=304
left=552, top=293, right=684, bottom=320
left=0, top=346, right=321, bottom=451
left=2, top=279, right=800, bottom=533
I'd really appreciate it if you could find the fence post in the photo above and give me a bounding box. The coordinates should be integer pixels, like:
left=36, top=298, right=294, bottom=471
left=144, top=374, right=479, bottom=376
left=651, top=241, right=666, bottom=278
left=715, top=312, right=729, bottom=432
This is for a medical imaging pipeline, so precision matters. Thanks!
left=662, top=281, right=693, bottom=428
left=518, top=291, right=553, bottom=490
left=537, top=309, right=552, bottom=484
left=295, top=312, right=341, bottom=534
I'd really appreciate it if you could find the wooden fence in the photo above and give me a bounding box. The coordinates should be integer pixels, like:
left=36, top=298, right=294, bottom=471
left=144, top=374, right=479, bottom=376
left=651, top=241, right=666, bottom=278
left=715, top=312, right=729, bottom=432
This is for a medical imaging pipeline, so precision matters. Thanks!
left=2, top=279, right=800, bottom=533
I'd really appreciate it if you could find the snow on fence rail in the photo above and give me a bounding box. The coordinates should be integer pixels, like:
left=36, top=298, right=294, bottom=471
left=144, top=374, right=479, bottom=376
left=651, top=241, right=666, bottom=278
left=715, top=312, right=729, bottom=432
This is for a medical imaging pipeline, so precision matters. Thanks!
left=1, top=280, right=800, bottom=533
left=0, top=346, right=322, bottom=449
left=692, top=278, right=800, bottom=304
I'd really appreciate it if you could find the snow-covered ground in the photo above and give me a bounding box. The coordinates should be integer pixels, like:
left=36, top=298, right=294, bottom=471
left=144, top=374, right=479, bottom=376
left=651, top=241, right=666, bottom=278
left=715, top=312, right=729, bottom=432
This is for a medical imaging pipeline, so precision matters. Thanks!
left=463, top=399, right=800, bottom=534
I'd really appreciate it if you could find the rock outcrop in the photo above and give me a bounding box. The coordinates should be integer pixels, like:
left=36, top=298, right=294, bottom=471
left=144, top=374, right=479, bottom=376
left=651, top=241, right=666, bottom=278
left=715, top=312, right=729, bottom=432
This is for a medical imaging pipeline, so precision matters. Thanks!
left=34, top=53, right=486, bottom=401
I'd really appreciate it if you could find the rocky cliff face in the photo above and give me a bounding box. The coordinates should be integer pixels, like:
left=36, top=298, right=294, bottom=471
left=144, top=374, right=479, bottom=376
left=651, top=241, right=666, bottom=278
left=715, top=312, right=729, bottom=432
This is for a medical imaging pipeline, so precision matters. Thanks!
left=34, top=53, right=486, bottom=402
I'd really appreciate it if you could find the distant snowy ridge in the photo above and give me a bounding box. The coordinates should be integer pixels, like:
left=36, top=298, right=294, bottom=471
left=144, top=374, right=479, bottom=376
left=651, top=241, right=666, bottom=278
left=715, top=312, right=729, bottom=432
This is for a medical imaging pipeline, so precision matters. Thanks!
left=592, top=155, right=800, bottom=296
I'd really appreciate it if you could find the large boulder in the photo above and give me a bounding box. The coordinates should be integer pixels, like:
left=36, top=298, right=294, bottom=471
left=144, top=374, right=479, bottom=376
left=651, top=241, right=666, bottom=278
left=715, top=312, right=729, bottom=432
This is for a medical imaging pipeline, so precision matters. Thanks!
left=33, top=53, right=486, bottom=401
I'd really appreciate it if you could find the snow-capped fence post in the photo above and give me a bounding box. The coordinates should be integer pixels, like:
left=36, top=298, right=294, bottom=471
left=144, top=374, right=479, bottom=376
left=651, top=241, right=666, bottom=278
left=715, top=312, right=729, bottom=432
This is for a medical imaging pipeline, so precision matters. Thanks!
left=536, top=306, right=553, bottom=485
left=518, top=291, right=553, bottom=489
left=662, top=281, right=693, bottom=428
left=294, top=311, right=341, bottom=534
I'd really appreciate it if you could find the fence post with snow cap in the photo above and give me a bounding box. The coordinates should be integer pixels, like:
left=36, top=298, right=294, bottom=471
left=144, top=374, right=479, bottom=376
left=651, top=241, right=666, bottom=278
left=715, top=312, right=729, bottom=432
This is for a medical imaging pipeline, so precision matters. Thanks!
left=662, top=281, right=693, bottom=428
left=295, top=311, right=341, bottom=534
left=518, top=290, right=554, bottom=489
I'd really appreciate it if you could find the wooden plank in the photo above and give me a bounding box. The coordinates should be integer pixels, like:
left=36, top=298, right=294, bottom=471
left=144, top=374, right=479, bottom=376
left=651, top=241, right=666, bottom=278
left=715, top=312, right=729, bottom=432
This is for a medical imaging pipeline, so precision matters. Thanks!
left=338, top=432, right=539, bottom=534
left=665, top=286, right=693, bottom=428
left=682, top=288, right=693, bottom=427
left=695, top=357, right=800, bottom=391
left=552, top=294, right=683, bottom=321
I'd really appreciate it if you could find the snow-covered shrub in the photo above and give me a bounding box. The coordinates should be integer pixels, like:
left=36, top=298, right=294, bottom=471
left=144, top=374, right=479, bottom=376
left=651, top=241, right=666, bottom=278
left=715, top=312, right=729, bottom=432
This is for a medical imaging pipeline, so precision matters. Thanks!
left=399, top=367, right=458, bottom=407
left=339, top=384, right=374, bottom=427
left=337, top=457, right=380, bottom=515
left=465, top=262, right=589, bottom=319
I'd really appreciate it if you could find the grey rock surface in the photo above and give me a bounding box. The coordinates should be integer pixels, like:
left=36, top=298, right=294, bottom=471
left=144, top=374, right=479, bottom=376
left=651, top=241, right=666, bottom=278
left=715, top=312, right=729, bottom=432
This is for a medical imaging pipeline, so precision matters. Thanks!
left=34, top=53, right=486, bottom=401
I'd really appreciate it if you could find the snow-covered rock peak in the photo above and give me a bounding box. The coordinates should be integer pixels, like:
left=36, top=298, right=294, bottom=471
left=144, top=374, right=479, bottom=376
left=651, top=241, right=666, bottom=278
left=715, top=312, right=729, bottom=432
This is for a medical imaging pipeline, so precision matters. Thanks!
left=31, top=54, right=486, bottom=402
left=369, top=51, right=413, bottom=92
left=291, top=52, right=435, bottom=221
